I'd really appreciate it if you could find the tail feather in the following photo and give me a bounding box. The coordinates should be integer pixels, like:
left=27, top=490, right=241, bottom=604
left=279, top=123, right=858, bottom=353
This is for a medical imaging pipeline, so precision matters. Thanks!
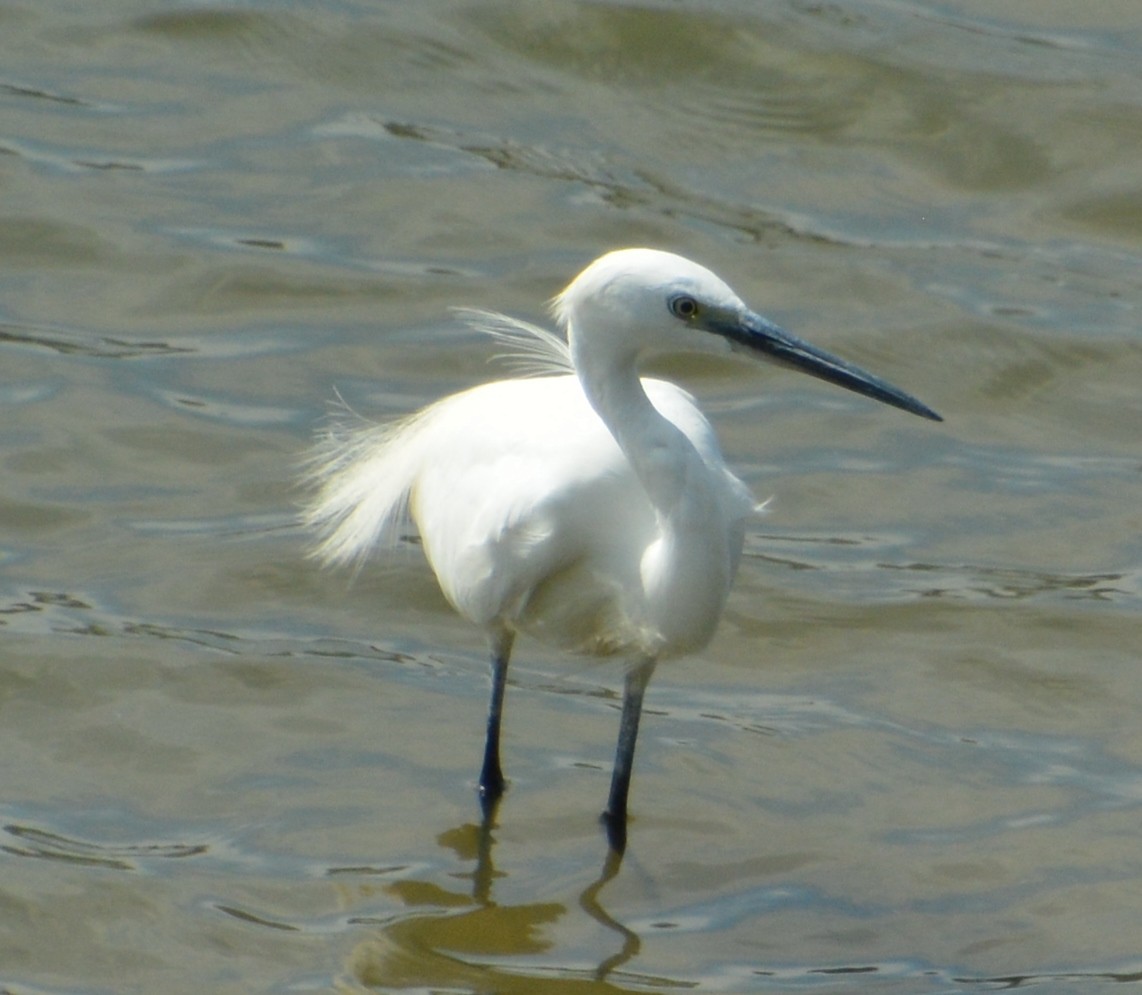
left=300, top=405, right=426, bottom=569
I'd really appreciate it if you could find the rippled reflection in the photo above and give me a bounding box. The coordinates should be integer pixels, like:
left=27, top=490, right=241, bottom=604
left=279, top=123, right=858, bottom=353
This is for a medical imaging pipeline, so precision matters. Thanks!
left=346, top=801, right=644, bottom=992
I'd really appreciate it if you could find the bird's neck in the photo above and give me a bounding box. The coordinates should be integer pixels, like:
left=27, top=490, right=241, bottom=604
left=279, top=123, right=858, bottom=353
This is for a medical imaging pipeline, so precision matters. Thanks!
left=575, top=347, right=735, bottom=656
left=575, top=348, right=693, bottom=512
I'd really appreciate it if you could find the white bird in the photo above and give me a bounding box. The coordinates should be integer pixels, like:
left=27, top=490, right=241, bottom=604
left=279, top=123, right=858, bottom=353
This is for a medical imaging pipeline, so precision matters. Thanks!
left=302, top=248, right=940, bottom=852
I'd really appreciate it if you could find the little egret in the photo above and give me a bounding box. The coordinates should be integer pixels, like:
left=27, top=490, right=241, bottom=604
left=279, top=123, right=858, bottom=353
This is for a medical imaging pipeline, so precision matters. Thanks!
left=303, top=248, right=940, bottom=852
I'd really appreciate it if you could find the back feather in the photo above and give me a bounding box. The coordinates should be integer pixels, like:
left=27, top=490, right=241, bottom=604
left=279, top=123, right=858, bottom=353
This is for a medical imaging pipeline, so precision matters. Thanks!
left=452, top=307, right=573, bottom=376
left=303, top=309, right=572, bottom=569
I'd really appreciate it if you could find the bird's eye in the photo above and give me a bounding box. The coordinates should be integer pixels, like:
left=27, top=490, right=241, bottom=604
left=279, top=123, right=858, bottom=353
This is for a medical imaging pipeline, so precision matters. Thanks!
left=669, top=295, right=699, bottom=320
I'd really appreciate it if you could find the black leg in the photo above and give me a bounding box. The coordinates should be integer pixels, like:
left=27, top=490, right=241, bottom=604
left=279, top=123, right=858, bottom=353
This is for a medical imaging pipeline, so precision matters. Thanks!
left=601, top=658, right=656, bottom=853
left=478, top=628, right=514, bottom=811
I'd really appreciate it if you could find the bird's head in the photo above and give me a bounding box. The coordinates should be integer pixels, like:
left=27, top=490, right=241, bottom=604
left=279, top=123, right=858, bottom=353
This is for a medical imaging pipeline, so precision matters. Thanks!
left=553, top=247, right=941, bottom=422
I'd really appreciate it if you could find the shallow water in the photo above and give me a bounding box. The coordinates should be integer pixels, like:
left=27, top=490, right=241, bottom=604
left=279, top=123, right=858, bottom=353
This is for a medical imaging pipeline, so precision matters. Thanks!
left=2, top=1, right=1140, bottom=992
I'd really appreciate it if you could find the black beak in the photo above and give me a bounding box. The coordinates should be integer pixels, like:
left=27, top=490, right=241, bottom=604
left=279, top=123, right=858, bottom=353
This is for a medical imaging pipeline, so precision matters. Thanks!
left=717, top=311, right=942, bottom=422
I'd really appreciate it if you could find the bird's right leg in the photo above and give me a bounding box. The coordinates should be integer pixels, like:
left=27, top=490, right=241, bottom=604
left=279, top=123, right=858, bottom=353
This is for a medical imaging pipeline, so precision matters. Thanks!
left=478, top=627, right=515, bottom=811
left=601, top=657, right=657, bottom=853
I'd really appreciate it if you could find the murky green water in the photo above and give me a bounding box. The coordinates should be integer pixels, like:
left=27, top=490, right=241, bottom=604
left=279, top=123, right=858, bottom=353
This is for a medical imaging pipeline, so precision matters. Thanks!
left=2, top=2, right=1140, bottom=992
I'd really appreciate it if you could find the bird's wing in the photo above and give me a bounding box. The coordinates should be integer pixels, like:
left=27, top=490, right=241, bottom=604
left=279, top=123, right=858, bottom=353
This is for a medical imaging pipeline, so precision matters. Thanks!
left=300, top=375, right=628, bottom=577
left=406, top=376, right=651, bottom=629
left=452, top=307, right=574, bottom=376
left=303, top=310, right=569, bottom=569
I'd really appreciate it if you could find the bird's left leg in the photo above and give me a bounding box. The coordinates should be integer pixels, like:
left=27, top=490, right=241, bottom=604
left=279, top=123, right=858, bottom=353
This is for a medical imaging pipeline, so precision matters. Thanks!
left=478, top=627, right=515, bottom=813
left=601, top=657, right=657, bottom=853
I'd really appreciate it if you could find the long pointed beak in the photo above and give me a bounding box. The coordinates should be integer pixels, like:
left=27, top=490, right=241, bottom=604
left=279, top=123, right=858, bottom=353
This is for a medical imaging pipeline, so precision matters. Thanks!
left=718, top=311, right=943, bottom=422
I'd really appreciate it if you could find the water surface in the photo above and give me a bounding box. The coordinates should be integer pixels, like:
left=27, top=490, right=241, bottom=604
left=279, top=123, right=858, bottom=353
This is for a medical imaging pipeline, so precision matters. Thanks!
left=1, top=2, right=1140, bottom=992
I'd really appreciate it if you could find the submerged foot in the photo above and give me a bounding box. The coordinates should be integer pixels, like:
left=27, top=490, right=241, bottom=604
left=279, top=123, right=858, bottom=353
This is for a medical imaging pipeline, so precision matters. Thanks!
left=600, top=807, right=628, bottom=854
left=477, top=763, right=506, bottom=818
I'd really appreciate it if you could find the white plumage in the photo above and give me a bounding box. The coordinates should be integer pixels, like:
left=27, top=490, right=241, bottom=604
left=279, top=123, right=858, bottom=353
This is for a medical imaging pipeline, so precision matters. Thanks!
left=302, top=248, right=940, bottom=851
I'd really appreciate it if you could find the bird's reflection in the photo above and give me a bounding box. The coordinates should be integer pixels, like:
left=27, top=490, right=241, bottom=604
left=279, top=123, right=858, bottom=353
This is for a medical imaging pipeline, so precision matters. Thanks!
left=345, top=800, right=644, bottom=992
left=578, top=845, right=640, bottom=982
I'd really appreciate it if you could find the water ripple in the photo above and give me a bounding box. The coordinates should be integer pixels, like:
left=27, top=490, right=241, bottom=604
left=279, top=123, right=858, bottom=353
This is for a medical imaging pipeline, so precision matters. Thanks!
left=2, top=822, right=207, bottom=870
left=0, top=319, right=195, bottom=359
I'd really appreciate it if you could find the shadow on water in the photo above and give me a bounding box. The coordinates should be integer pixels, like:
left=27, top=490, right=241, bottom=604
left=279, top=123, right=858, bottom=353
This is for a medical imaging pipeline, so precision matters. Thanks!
left=345, top=799, right=647, bottom=993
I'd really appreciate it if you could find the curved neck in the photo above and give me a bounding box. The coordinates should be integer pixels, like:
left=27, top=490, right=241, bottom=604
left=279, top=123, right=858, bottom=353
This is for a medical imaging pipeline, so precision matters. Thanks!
left=572, top=337, right=735, bottom=655
left=573, top=343, right=693, bottom=514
